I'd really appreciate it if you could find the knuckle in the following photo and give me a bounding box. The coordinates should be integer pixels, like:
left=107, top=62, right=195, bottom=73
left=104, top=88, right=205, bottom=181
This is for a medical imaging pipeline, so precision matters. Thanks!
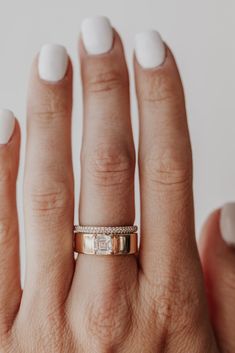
left=26, top=177, right=72, bottom=217
left=82, top=143, right=135, bottom=188
left=141, top=273, right=200, bottom=334
left=30, top=109, right=68, bottom=126
left=142, top=70, right=182, bottom=105
left=39, top=313, right=68, bottom=352
left=141, top=284, right=174, bottom=332
left=32, top=110, right=65, bottom=123
left=15, top=305, right=72, bottom=353
left=142, top=148, right=192, bottom=191
left=86, top=69, right=127, bottom=94
left=85, top=289, right=133, bottom=348
left=29, top=95, right=69, bottom=125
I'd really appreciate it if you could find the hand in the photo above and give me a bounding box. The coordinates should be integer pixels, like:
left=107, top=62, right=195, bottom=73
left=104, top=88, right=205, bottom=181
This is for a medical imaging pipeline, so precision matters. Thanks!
left=0, top=16, right=234, bottom=353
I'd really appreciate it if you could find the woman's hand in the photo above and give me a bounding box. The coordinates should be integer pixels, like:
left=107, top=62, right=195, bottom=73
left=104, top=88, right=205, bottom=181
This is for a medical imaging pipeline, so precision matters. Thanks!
left=0, top=16, right=234, bottom=353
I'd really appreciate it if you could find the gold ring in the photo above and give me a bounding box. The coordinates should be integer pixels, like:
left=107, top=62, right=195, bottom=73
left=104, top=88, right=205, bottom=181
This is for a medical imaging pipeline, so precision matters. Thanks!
left=74, top=232, right=138, bottom=255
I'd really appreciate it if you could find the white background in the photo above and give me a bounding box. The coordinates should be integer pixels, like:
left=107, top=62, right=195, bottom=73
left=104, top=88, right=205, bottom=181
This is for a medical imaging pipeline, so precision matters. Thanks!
left=0, top=0, right=235, bottom=267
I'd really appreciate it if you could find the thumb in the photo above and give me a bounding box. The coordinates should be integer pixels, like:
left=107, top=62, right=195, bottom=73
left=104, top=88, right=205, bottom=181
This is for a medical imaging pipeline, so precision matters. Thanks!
left=199, top=204, right=235, bottom=352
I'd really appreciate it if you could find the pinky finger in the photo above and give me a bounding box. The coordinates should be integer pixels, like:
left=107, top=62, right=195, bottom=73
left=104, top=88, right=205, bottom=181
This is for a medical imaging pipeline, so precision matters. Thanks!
left=0, top=110, right=21, bottom=333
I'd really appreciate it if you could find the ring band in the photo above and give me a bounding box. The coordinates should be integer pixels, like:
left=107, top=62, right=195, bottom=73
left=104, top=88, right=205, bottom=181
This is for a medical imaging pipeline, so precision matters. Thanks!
left=74, top=225, right=138, bottom=235
left=74, top=232, right=138, bottom=255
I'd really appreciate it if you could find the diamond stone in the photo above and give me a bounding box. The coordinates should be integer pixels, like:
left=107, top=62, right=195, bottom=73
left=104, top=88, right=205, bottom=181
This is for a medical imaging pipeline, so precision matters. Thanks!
left=94, top=235, right=113, bottom=255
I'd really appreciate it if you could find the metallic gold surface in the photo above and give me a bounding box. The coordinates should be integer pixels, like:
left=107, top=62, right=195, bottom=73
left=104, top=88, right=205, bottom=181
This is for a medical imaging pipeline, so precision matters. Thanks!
left=74, top=233, right=138, bottom=255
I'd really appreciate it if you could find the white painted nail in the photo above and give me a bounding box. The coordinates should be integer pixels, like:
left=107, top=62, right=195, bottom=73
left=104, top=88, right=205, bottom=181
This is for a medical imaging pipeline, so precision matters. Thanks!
left=81, top=16, right=113, bottom=55
left=135, top=30, right=166, bottom=69
left=0, top=109, right=15, bottom=144
left=220, top=203, right=235, bottom=246
left=38, top=44, right=68, bottom=82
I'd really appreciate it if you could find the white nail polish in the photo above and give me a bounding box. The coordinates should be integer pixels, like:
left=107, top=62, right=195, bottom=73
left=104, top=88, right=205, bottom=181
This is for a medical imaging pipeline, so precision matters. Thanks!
left=220, top=203, right=235, bottom=246
left=38, top=44, right=68, bottom=82
left=81, top=16, right=113, bottom=55
left=135, top=30, right=166, bottom=69
left=0, top=109, right=15, bottom=144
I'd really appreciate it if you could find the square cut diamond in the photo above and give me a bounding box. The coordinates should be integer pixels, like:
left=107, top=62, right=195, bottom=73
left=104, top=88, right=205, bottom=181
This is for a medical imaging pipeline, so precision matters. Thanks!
left=94, top=234, right=113, bottom=255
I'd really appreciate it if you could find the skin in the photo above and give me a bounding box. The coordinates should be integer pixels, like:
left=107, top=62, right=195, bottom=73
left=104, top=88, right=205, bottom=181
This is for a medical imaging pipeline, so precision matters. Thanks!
left=0, top=29, right=234, bottom=353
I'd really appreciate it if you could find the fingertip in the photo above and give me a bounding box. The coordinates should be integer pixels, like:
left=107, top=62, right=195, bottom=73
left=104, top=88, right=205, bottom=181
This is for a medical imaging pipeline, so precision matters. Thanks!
left=220, top=202, right=235, bottom=247
left=29, top=47, right=72, bottom=89
left=133, top=32, right=176, bottom=73
left=80, top=16, right=114, bottom=56
left=0, top=109, right=20, bottom=148
left=134, top=40, right=184, bottom=107
left=199, top=205, right=235, bottom=260
left=199, top=206, right=235, bottom=295
left=79, top=26, right=129, bottom=95
left=27, top=50, right=73, bottom=115
left=0, top=109, right=15, bottom=145
left=0, top=110, right=20, bottom=184
left=11, top=117, right=21, bottom=147
left=79, top=15, right=126, bottom=58
left=79, top=26, right=125, bottom=62
left=134, top=30, right=166, bottom=70
left=38, top=44, right=69, bottom=83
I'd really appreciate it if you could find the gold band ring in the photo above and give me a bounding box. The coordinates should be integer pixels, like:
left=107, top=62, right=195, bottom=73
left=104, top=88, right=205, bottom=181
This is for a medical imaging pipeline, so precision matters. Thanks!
left=74, top=232, right=138, bottom=256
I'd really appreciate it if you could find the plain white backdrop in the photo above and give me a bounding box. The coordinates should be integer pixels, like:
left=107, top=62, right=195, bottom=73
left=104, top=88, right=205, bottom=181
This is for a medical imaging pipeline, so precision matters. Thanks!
left=1, top=0, right=235, bottom=271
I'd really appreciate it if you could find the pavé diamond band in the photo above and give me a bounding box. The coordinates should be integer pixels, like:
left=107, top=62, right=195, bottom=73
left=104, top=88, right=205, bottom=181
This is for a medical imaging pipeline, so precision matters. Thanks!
left=74, top=225, right=138, bottom=235
left=73, top=225, right=138, bottom=255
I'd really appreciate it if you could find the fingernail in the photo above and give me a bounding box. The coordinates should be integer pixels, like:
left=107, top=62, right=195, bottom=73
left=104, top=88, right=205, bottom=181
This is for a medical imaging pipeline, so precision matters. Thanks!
left=81, top=16, right=113, bottom=55
left=38, top=44, right=68, bottom=82
left=0, top=109, right=15, bottom=144
left=220, top=203, right=235, bottom=246
left=135, top=30, right=166, bottom=69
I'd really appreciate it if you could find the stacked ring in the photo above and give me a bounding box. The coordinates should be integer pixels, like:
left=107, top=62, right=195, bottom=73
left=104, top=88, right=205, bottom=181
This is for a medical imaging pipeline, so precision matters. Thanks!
left=74, top=225, right=138, bottom=256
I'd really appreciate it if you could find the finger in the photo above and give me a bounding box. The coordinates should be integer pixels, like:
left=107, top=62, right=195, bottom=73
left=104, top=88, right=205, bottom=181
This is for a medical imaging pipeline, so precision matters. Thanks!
left=135, top=31, right=216, bottom=348
left=0, top=110, right=21, bottom=332
left=69, top=17, right=137, bottom=343
left=199, top=205, right=235, bottom=352
left=135, top=31, right=196, bottom=278
left=77, top=18, right=136, bottom=282
left=23, top=45, right=74, bottom=309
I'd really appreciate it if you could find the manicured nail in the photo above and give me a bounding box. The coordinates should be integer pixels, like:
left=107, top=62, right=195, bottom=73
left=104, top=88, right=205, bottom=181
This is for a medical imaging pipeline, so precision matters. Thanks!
left=81, top=16, right=113, bottom=55
left=135, top=30, right=166, bottom=69
left=220, top=203, right=235, bottom=246
left=0, top=109, right=15, bottom=144
left=38, top=44, right=68, bottom=82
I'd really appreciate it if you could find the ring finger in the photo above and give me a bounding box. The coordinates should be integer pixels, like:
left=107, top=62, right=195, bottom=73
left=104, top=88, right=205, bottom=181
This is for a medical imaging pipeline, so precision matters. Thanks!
left=69, top=16, right=138, bottom=345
